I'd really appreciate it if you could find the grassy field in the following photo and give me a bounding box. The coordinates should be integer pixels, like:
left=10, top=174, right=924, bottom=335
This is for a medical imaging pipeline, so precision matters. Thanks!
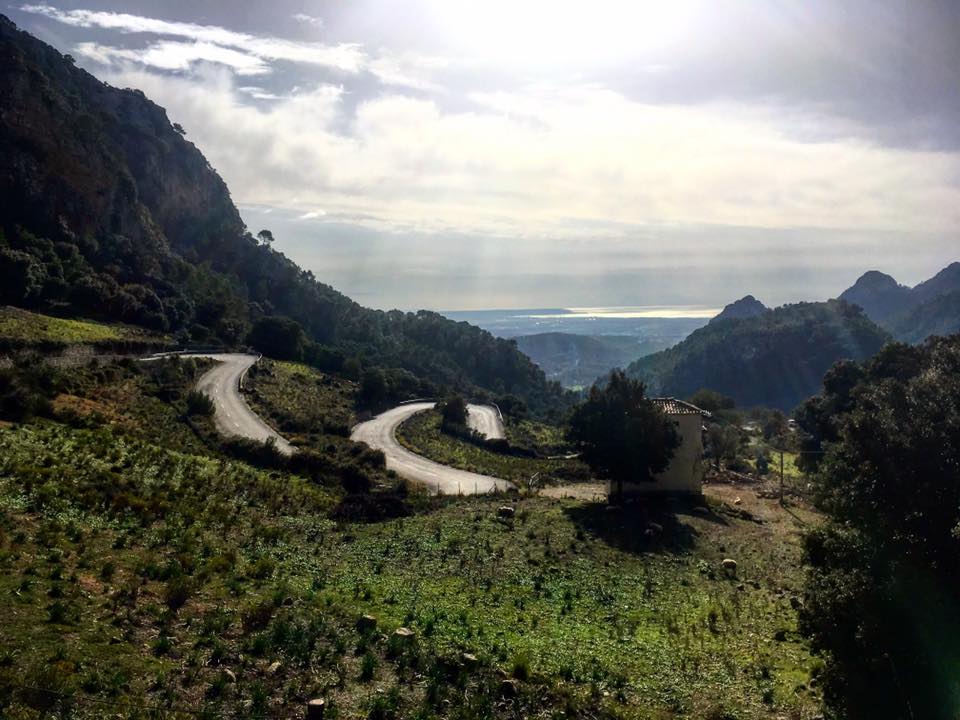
left=397, top=410, right=590, bottom=486
left=504, top=417, right=571, bottom=455
left=0, top=307, right=165, bottom=345
left=0, top=418, right=823, bottom=719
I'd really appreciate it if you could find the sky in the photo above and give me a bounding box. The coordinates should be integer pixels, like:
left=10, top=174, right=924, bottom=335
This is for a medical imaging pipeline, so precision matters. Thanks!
left=7, top=0, right=960, bottom=311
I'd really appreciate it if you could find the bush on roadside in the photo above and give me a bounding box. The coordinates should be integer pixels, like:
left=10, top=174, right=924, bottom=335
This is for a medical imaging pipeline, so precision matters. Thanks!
left=439, top=395, right=468, bottom=430
left=185, top=390, right=215, bottom=416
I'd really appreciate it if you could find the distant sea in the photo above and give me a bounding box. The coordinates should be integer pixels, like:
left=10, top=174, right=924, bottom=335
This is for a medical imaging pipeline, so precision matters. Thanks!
left=440, top=306, right=718, bottom=340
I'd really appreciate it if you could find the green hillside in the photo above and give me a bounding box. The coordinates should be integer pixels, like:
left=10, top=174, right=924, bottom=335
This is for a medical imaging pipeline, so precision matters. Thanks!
left=0, top=306, right=168, bottom=348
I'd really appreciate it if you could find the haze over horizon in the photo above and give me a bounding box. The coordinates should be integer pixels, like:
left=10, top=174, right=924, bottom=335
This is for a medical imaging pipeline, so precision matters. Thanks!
left=11, top=0, right=960, bottom=311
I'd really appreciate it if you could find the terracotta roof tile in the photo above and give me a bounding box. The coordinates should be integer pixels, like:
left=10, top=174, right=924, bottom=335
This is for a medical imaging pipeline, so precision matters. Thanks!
left=651, top=397, right=710, bottom=416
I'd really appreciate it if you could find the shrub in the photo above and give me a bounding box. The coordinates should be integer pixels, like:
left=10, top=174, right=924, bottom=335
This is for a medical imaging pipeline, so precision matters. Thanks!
left=163, top=576, right=192, bottom=611
left=47, top=601, right=69, bottom=624
left=511, top=652, right=530, bottom=680
left=248, top=316, right=306, bottom=361
left=185, top=390, right=215, bottom=416
left=100, top=560, right=116, bottom=581
left=360, top=652, right=378, bottom=681
left=340, top=463, right=372, bottom=494
left=248, top=557, right=276, bottom=581
left=439, top=395, right=468, bottom=430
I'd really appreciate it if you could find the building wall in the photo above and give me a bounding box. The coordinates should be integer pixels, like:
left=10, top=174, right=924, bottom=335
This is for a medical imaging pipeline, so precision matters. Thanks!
left=613, top=413, right=705, bottom=496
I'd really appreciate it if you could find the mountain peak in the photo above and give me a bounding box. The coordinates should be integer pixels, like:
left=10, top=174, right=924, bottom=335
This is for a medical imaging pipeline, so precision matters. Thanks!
left=710, top=295, right=769, bottom=324
left=848, top=270, right=902, bottom=291
left=838, top=271, right=912, bottom=324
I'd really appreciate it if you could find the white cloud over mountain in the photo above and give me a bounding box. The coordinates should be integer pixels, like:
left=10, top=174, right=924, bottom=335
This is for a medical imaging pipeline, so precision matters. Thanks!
left=12, top=1, right=960, bottom=309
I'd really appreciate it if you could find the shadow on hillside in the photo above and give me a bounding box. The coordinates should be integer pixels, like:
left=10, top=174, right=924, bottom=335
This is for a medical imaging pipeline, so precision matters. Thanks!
left=563, top=496, right=727, bottom=555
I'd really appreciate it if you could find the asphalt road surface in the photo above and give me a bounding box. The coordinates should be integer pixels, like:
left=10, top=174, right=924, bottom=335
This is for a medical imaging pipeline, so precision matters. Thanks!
left=466, top=403, right=506, bottom=440
left=148, top=352, right=295, bottom=455
left=351, top=402, right=514, bottom=495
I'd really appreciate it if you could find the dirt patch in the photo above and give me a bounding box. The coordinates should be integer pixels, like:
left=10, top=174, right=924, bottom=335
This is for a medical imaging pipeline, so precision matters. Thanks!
left=705, top=482, right=822, bottom=539
left=539, top=482, right=607, bottom=501
left=52, top=394, right=123, bottom=423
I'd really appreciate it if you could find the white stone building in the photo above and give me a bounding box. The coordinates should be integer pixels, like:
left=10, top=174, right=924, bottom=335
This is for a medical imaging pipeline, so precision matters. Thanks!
left=614, top=398, right=709, bottom=496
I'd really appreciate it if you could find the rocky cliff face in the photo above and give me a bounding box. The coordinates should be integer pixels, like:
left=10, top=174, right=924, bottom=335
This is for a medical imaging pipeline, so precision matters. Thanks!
left=0, top=14, right=244, bottom=261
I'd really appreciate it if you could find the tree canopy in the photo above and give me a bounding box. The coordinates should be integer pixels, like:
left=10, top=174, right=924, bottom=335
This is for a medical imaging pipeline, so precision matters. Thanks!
left=798, top=336, right=960, bottom=719
left=439, top=394, right=469, bottom=430
left=248, top=316, right=306, bottom=361
left=567, top=370, right=679, bottom=499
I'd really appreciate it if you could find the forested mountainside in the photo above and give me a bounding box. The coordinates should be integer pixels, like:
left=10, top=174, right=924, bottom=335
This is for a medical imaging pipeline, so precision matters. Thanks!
left=839, top=264, right=960, bottom=341
left=625, top=300, right=890, bottom=410
left=888, top=290, right=960, bottom=343
left=0, top=16, right=565, bottom=412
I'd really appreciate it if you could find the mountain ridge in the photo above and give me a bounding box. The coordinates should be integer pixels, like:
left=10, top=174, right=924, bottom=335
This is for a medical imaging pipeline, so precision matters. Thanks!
left=838, top=264, right=960, bottom=341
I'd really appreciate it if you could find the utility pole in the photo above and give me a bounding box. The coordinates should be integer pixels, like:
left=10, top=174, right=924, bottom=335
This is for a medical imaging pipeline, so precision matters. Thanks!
left=779, top=450, right=785, bottom=505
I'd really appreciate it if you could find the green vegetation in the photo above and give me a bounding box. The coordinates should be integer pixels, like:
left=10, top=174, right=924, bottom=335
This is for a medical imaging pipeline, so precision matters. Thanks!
left=513, top=332, right=671, bottom=389
left=796, top=335, right=960, bottom=719
left=0, top=307, right=166, bottom=350
left=627, top=300, right=890, bottom=410
left=248, top=315, right=306, bottom=361
left=0, top=354, right=214, bottom=454
left=889, top=288, right=960, bottom=343
left=438, top=394, right=469, bottom=429
left=398, top=410, right=589, bottom=487
left=569, top=371, right=679, bottom=499
left=0, top=307, right=121, bottom=344
left=505, top=417, right=570, bottom=454
left=243, top=359, right=357, bottom=443
left=0, top=419, right=823, bottom=718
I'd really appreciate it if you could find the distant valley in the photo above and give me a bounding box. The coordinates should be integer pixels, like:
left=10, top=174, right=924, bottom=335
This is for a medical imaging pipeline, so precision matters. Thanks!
left=442, top=307, right=709, bottom=388
left=512, top=333, right=668, bottom=389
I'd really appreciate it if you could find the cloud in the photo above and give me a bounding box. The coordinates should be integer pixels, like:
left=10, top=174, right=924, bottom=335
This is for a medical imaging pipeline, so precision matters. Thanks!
left=22, top=3, right=447, bottom=88
left=237, top=86, right=286, bottom=100
left=22, top=3, right=364, bottom=72
left=366, top=53, right=449, bottom=92
left=297, top=210, right=327, bottom=220
left=75, top=40, right=270, bottom=75
left=97, top=68, right=960, bottom=245
left=292, top=13, right=324, bottom=28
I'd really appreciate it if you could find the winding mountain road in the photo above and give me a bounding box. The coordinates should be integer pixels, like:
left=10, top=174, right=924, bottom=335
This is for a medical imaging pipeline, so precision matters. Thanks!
left=147, top=352, right=294, bottom=455
left=466, top=403, right=506, bottom=440
left=152, top=351, right=509, bottom=492
left=351, top=402, right=514, bottom=495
